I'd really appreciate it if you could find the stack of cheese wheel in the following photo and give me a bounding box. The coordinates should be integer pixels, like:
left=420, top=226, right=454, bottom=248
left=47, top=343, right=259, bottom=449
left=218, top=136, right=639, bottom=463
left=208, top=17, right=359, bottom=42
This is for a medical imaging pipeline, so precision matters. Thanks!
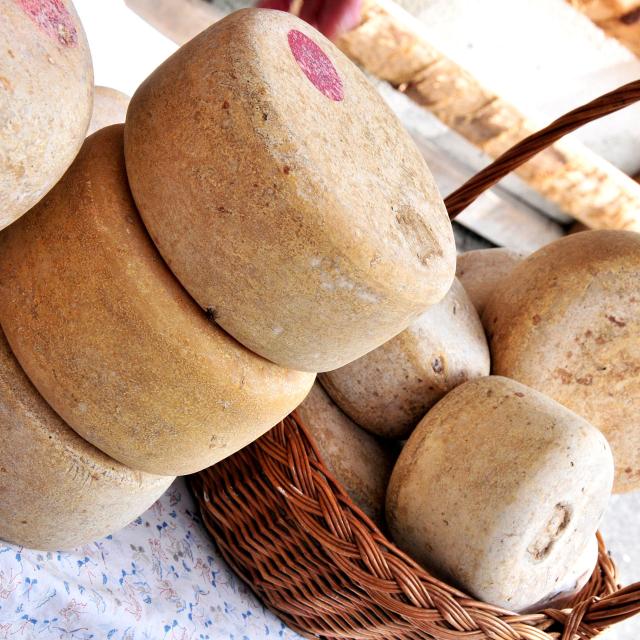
left=0, top=7, right=456, bottom=549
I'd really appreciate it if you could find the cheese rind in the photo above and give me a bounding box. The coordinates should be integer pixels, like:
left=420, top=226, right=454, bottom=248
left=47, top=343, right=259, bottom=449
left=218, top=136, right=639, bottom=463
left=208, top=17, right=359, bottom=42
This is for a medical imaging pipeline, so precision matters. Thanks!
left=320, top=279, right=489, bottom=439
left=484, top=230, right=640, bottom=493
left=296, top=384, right=396, bottom=525
left=0, top=328, right=172, bottom=551
left=386, top=376, right=613, bottom=612
left=88, top=86, right=130, bottom=135
left=0, top=0, right=93, bottom=230
left=0, top=125, right=315, bottom=476
left=124, top=8, right=455, bottom=372
left=456, top=248, right=525, bottom=318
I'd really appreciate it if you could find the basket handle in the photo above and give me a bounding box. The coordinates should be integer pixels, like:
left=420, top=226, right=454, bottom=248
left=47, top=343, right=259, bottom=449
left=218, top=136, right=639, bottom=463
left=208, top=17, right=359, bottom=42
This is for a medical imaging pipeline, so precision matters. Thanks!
left=444, top=78, right=640, bottom=219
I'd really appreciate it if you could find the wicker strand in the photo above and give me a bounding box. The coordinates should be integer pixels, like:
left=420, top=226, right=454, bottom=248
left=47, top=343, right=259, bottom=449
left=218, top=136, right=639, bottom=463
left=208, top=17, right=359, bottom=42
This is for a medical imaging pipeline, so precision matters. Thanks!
left=444, top=79, right=640, bottom=219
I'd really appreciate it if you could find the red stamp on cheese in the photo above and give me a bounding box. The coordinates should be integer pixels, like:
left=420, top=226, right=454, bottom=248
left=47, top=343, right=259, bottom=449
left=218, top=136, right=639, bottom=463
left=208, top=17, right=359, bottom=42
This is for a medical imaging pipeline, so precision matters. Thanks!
left=16, top=0, right=78, bottom=47
left=288, top=29, right=344, bottom=102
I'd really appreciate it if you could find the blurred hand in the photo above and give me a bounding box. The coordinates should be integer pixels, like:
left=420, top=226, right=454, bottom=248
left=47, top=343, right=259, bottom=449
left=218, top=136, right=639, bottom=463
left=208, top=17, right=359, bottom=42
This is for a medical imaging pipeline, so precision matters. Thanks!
left=257, top=0, right=362, bottom=40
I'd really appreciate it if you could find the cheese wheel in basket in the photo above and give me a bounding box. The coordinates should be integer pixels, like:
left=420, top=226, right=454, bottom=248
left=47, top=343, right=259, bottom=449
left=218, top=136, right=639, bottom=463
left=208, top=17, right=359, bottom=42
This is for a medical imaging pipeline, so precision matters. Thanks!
left=296, top=384, right=396, bottom=525
left=124, top=8, right=455, bottom=373
left=0, top=328, right=173, bottom=551
left=456, top=248, right=525, bottom=318
left=319, top=279, right=489, bottom=439
left=483, top=230, right=640, bottom=493
left=0, top=125, right=315, bottom=476
left=87, top=86, right=129, bottom=135
left=1, top=0, right=93, bottom=230
left=386, top=376, right=613, bottom=613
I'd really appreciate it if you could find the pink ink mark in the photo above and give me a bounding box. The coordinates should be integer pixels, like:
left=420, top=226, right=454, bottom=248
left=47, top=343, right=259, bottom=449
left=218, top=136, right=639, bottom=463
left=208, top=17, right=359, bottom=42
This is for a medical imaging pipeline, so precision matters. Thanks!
left=16, top=0, right=78, bottom=47
left=288, top=29, right=344, bottom=102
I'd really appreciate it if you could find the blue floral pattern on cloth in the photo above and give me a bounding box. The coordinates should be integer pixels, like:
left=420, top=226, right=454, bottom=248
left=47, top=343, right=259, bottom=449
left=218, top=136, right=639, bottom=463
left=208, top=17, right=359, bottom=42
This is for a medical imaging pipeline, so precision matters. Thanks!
left=0, top=478, right=303, bottom=640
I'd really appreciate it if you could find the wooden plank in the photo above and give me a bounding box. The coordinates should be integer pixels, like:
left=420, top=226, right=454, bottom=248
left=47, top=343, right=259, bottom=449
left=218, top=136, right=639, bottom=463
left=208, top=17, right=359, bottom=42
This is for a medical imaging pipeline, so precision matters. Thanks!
left=568, top=0, right=640, bottom=57
left=124, top=0, right=222, bottom=44
left=338, top=0, right=640, bottom=231
left=376, top=81, right=565, bottom=252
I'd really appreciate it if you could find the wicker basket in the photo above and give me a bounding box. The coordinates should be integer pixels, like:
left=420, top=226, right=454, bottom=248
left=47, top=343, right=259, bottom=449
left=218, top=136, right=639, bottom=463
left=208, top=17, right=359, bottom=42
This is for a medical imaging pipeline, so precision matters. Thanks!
left=190, top=80, right=640, bottom=640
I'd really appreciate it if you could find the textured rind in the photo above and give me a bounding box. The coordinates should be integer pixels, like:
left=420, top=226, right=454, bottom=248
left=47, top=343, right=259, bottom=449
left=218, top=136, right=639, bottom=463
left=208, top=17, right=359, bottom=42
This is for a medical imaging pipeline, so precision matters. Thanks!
left=483, top=230, right=640, bottom=493
left=0, top=328, right=172, bottom=551
left=0, top=0, right=93, bottom=230
left=87, top=86, right=130, bottom=135
left=456, top=248, right=525, bottom=318
left=0, top=125, right=315, bottom=476
left=319, top=279, right=489, bottom=439
left=124, top=8, right=455, bottom=372
left=386, top=376, right=613, bottom=612
left=295, top=384, right=396, bottom=525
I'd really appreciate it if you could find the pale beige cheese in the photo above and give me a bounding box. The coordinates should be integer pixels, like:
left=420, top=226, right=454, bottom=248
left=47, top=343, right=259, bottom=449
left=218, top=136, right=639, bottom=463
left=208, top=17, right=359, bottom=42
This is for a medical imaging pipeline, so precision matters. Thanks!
left=296, top=384, right=396, bottom=525
left=320, top=279, right=489, bottom=439
left=124, top=8, right=455, bottom=372
left=387, top=376, right=613, bottom=612
left=1, top=0, right=92, bottom=230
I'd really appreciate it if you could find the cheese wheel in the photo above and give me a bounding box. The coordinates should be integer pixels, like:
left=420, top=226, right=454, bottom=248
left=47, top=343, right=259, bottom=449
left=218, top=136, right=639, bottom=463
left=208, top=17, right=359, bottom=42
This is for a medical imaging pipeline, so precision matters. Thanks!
left=1, top=0, right=93, bottom=230
left=386, top=376, right=613, bottom=612
left=87, top=86, right=130, bottom=135
left=0, top=125, right=315, bottom=476
left=296, top=384, right=396, bottom=525
left=483, top=230, right=640, bottom=492
left=319, top=279, right=489, bottom=439
left=0, top=328, right=172, bottom=551
left=456, top=248, right=525, bottom=318
left=124, top=8, right=455, bottom=372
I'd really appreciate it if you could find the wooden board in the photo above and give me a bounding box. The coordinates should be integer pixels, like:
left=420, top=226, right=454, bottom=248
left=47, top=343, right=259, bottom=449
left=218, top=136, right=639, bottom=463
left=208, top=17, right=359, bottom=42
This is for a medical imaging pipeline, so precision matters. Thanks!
left=338, top=0, right=640, bottom=231
left=568, top=0, right=640, bottom=57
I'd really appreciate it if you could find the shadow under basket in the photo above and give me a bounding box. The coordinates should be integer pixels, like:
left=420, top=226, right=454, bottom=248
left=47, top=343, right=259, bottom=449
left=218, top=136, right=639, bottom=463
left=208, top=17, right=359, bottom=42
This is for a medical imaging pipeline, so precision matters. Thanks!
left=189, top=79, right=640, bottom=639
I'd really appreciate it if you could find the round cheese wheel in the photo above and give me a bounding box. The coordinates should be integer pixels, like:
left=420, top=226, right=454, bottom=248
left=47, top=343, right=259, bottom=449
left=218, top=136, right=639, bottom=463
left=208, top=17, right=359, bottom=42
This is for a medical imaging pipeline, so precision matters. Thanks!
left=295, top=384, right=396, bottom=525
left=483, top=230, right=640, bottom=493
left=0, top=328, right=173, bottom=551
left=87, top=86, right=130, bottom=135
left=456, top=248, right=524, bottom=318
left=0, top=125, right=315, bottom=476
left=386, top=376, right=613, bottom=613
left=124, top=9, right=455, bottom=373
left=1, top=0, right=93, bottom=230
left=319, top=279, right=490, bottom=439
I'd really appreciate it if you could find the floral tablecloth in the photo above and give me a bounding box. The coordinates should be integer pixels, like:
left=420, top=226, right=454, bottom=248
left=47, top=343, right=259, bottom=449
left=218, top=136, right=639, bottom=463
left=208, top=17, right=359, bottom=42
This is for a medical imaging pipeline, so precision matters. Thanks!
left=0, top=478, right=303, bottom=640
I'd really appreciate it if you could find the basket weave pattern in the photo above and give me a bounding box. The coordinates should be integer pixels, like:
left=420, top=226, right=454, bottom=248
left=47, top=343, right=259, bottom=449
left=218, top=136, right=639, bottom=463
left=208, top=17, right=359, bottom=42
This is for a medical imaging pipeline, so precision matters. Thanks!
left=190, top=79, right=640, bottom=640
left=190, top=414, right=640, bottom=640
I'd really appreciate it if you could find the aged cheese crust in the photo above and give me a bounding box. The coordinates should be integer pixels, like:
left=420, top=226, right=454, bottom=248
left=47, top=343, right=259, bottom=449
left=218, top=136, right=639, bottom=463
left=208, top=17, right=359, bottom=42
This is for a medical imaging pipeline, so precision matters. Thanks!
left=0, top=328, right=172, bottom=551
left=124, top=8, right=455, bottom=372
left=296, top=384, right=396, bottom=525
left=386, top=376, right=613, bottom=612
left=456, top=248, right=525, bottom=318
left=87, top=86, right=130, bottom=135
left=320, top=279, right=489, bottom=438
left=484, top=230, right=640, bottom=493
left=0, top=125, right=314, bottom=476
left=1, top=0, right=93, bottom=230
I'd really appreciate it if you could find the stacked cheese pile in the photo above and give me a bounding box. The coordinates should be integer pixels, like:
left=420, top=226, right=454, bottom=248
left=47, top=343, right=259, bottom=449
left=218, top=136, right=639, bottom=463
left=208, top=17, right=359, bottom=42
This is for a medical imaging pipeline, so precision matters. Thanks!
left=1, top=0, right=638, bottom=617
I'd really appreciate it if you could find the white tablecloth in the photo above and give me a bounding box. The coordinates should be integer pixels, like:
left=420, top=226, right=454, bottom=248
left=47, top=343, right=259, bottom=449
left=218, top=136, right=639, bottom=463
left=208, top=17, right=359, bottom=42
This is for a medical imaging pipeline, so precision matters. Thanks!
left=0, top=478, right=303, bottom=640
